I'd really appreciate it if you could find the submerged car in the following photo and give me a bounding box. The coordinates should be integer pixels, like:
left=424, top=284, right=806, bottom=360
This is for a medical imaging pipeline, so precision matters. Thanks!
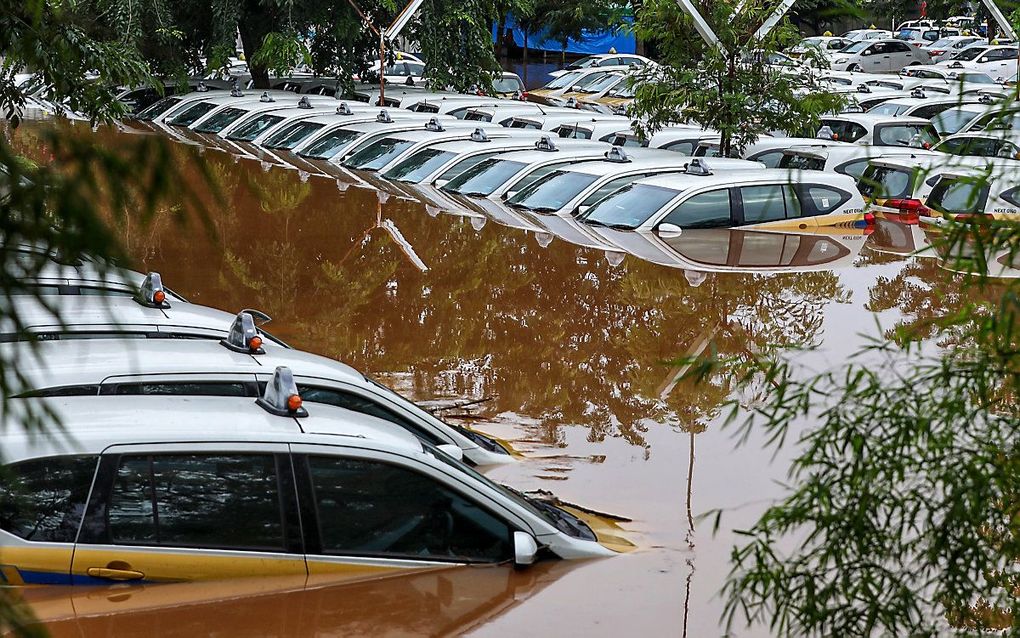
left=0, top=375, right=625, bottom=585
left=575, top=162, right=869, bottom=232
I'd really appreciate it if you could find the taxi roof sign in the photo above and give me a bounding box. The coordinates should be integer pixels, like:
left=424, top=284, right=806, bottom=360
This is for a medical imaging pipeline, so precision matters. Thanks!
left=257, top=366, right=308, bottom=418
left=221, top=311, right=265, bottom=354
left=135, top=272, right=169, bottom=309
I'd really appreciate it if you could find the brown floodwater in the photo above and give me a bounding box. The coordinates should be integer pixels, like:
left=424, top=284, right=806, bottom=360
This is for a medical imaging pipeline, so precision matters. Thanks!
left=9, top=122, right=984, bottom=636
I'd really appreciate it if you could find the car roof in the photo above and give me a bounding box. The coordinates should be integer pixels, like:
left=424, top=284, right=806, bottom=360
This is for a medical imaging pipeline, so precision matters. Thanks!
left=567, top=150, right=756, bottom=175
left=825, top=113, right=931, bottom=125
left=632, top=168, right=847, bottom=191
left=475, top=141, right=612, bottom=163
left=789, top=145, right=940, bottom=162
left=945, top=129, right=1020, bottom=142
left=0, top=296, right=275, bottom=341
left=301, top=110, right=432, bottom=126
left=8, top=337, right=363, bottom=386
left=365, top=125, right=504, bottom=142
left=426, top=136, right=544, bottom=153
left=2, top=395, right=423, bottom=462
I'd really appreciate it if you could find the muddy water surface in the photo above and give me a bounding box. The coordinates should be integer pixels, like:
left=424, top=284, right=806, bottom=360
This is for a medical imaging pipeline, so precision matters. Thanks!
left=15, top=123, right=969, bottom=636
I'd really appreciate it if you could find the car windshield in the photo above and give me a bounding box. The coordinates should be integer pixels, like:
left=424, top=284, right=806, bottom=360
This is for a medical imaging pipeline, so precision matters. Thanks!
left=958, top=73, right=995, bottom=84
left=869, top=102, right=913, bottom=116
left=929, top=37, right=956, bottom=48
left=342, top=137, right=416, bottom=170
left=858, top=165, right=915, bottom=198
left=227, top=114, right=285, bottom=141
left=566, top=56, right=599, bottom=70
left=137, top=97, right=181, bottom=120
left=798, top=38, right=823, bottom=48
left=167, top=101, right=217, bottom=126
left=545, top=71, right=584, bottom=90
left=935, top=136, right=1017, bottom=158
left=442, top=158, right=528, bottom=195
left=579, top=183, right=680, bottom=229
left=876, top=124, right=939, bottom=146
left=578, top=74, right=623, bottom=94
left=932, top=105, right=987, bottom=135
left=778, top=153, right=826, bottom=170
left=607, top=81, right=637, bottom=98
left=263, top=121, right=325, bottom=149
left=193, top=107, right=248, bottom=133
left=955, top=46, right=987, bottom=61
left=298, top=129, right=362, bottom=159
left=507, top=170, right=600, bottom=212
left=841, top=41, right=871, bottom=53
left=493, top=77, right=524, bottom=93
left=383, top=148, right=456, bottom=182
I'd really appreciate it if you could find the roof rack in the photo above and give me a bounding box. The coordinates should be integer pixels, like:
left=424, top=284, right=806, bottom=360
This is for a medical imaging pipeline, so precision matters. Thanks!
left=470, top=128, right=489, bottom=142
left=604, top=146, right=631, bottom=163
left=425, top=117, right=445, bottom=132
left=336, top=102, right=353, bottom=115
left=257, top=366, right=308, bottom=418
left=260, top=92, right=275, bottom=103
left=535, top=136, right=558, bottom=151
left=377, top=109, right=392, bottom=123
left=685, top=158, right=712, bottom=176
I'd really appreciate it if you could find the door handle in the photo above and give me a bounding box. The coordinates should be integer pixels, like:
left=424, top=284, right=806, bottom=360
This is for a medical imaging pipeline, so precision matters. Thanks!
left=87, top=567, right=145, bottom=581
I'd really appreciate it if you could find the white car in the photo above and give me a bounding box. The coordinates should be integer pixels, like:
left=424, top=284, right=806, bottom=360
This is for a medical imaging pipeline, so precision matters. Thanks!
left=930, top=99, right=1006, bottom=135
left=777, top=145, right=943, bottom=179
left=0, top=379, right=623, bottom=585
left=574, top=164, right=868, bottom=233
left=4, top=324, right=514, bottom=466
left=440, top=137, right=613, bottom=200
left=944, top=45, right=1019, bottom=81
left=867, top=93, right=985, bottom=120
left=337, top=122, right=512, bottom=173
left=818, top=113, right=940, bottom=147
left=790, top=36, right=853, bottom=63
left=843, top=29, right=894, bottom=41
left=503, top=112, right=630, bottom=133
left=933, top=130, right=1020, bottom=159
left=547, top=53, right=651, bottom=79
left=896, top=26, right=957, bottom=47
left=830, top=39, right=930, bottom=73
left=921, top=36, right=983, bottom=62
left=693, top=136, right=852, bottom=167
left=921, top=165, right=1020, bottom=221
left=380, top=135, right=550, bottom=186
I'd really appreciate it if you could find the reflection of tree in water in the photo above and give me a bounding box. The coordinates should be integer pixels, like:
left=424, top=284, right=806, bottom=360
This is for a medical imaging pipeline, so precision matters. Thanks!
left=114, top=148, right=855, bottom=451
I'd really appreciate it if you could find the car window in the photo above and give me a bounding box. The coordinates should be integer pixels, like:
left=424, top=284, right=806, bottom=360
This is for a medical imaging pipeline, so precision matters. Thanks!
left=661, top=140, right=696, bottom=154
left=795, top=184, right=852, bottom=215
left=739, top=184, right=800, bottom=223
left=435, top=151, right=501, bottom=182
left=662, top=189, right=732, bottom=228
left=858, top=165, right=914, bottom=199
left=443, top=158, right=527, bottom=195
left=167, top=102, right=216, bottom=126
left=305, top=455, right=512, bottom=562
left=93, top=453, right=288, bottom=551
left=1002, top=187, right=1020, bottom=207
left=507, top=170, right=599, bottom=212
left=910, top=103, right=955, bottom=120
left=875, top=124, right=938, bottom=147
left=926, top=178, right=990, bottom=214
left=384, top=148, right=457, bottom=182
left=297, top=384, right=444, bottom=445
left=580, top=175, right=649, bottom=207
left=888, top=41, right=911, bottom=52
left=194, top=107, right=247, bottom=133
left=0, top=456, right=97, bottom=542
left=298, top=129, right=362, bottom=159
left=749, top=150, right=786, bottom=168
left=823, top=120, right=868, bottom=143
left=343, top=137, right=416, bottom=170
left=580, top=183, right=680, bottom=229
left=109, top=381, right=250, bottom=397
left=779, top=153, right=825, bottom=171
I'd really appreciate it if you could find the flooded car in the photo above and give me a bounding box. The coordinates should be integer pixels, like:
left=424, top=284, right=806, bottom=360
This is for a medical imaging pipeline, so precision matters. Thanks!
left=0, top=374, right=628, bottom=586
left=6, top=319, right=515, bottom=465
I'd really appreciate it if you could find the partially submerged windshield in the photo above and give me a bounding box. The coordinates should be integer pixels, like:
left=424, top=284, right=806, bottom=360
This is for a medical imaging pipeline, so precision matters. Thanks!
left=579, top=183, right=680, bottom=229
left=384, top=148, right=456, bottom=182
left=194, top=107, right=247, bottom=133
left=298, top=129, right=362, bottom=159
left=507, top=170, right=600, bottom=212
left=167, top=101, right=216, bottom=126
left=264, top=121, right=325, bottom=149
left=227, top=114, right=285, bottom=141
left=443, top=158, right=527, bottom=195
left=342, top=137, right=416, bottom=170
left=578, top=74, right=624, bottom=94
left=137, top=97, right=181, bottom=121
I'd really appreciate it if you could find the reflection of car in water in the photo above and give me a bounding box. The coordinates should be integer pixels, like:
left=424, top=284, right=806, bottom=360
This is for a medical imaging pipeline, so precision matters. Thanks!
left=919, top=220, right=1020, bottom=279
left=19, top=561, right=575, bottom=637
left=868, top=217, right=936, bottom=257
left=599, top=226, right=872, bottom=273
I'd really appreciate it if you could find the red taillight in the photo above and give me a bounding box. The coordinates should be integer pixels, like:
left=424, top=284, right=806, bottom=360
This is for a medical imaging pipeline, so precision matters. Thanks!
left=930, top=49, right=945, bottom=55
left=153, top=290, right=166, bottom=304
left=864, top=212, right=875, bottom=225
left=249, top=336, right=263, bottom=352
left=883, top=198, right=930, bottom=223
left=287, top=394, right=303, bottom=412
left=520, top=91, right=528, bottom=101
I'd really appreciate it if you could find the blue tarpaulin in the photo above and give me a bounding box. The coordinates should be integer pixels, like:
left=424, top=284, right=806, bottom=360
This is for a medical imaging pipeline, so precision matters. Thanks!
left=493, top=15, right=635, bottom=55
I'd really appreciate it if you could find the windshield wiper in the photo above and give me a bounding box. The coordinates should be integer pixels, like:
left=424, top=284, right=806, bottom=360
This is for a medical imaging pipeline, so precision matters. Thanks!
left=585, top=219, right=635, bottom=229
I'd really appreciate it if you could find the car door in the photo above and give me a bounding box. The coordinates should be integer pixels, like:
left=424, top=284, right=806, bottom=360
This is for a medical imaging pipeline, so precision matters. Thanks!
left=292, top=445, right=526, bottom=584
left=0, top=454, right=98, bottom=584
left=71, top=443, right=305, bottom=584
left=736, top=183, right=814, bottom=229
left=862, top=43, right=885, bottom=71
left=886, top=41, right=913, bottom=70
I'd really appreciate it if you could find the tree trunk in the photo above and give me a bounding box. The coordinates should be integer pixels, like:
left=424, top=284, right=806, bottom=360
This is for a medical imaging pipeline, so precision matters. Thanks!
left=496, top=16, right=507, bottom=61
left=237, top=0, right=276, bottom=89
left=523, top=26, right=529, bottom=86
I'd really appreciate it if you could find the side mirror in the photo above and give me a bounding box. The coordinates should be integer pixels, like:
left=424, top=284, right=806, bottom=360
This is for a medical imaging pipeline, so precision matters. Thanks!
left=513, top=531, right=539, bottom=567
left=657, top=223, right=683, bottom=237
left=436, top=444, right=464, bottom=462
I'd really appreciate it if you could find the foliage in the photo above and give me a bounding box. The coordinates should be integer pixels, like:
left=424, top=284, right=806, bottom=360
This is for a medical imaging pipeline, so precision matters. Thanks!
left=630, top=0, right=846, bottom=156
left=713, top=218, right=1020, bottom=636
